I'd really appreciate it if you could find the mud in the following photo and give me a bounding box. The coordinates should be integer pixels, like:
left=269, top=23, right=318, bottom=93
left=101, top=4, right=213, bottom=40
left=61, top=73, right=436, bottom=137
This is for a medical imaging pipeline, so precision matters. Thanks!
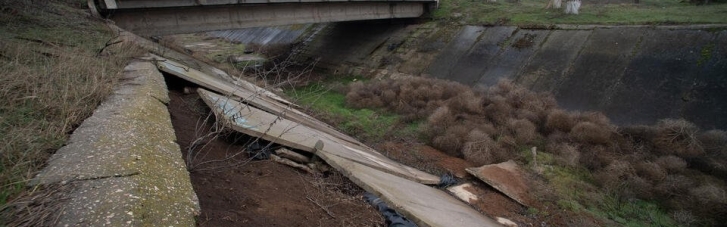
left=165, top=75, right=383, bottom=227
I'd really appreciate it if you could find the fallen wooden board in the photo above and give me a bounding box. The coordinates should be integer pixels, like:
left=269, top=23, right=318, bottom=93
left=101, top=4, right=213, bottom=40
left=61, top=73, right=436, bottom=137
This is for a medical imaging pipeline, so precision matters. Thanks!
left=447, top=183, right=479, bottom=204
left=324, top=152, right=502, bottom=227
left=148, top=54, right=366, bottom=148
left=198, top=89, right=440, bottom=184
left=466, top=160, right=533, bottom=207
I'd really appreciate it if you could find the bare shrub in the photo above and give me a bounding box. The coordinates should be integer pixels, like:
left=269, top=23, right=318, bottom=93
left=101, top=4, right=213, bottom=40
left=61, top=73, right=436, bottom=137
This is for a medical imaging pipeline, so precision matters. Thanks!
left=692, top=157, right=727, bottom=182
left=545, top=109, right=576, bottom=132
left=552, top=143, right=580, bottom=167
left=495, top=135, right=516, bottom=149
left=577, top=111, right=611, bottom=127
left=593, top=160, right=636, bottom=189
left=570, top=122, right=611, bottom=144
left=380, top=90, right=397, bottom=103
left=503, top=85, right=529, bottom=109
left=671, top=210, right=697, bottom=227
left=345, top=76, right=472, bottom=119
left=432, top=134, right=463, bottom=157
left=655, top=174, right=694, bottom=197
left=625, top=176, right=654, bottom=200
left=689, top=184, right=727, bottom=205
left=477, top=123, right=498, bottom=137
left=345, top=81, right=366, bottom=108
left=698, top=130, right=727, bottom=155
left=653, top=119, right=703, bottom=158
left=579, top=145, right=614, bottom=170
left=619, top=125, right=658, bottom=142
left=431, top=125, right=469, bottom=157
left=515, top=109, right=539, bottom=126
left=448, top=90, right=483, bottom=114
left=521, top=92, right=557, bottom=125
left=508, top=119, right=537, bottom=144
left=425, top=106, right=455, bottom=137
left=635, top=162, right=667, bottom=183
left=462, top=130, right=500, bottom=166
left=655, top=155, right=687, bottom=173
left=490, top=79, right=516, bottom=96
left=337, top=73, right=727, bottom=224
left=547, top=131, right=571, bottom=144
left=483, top=96, right=512, bottom=125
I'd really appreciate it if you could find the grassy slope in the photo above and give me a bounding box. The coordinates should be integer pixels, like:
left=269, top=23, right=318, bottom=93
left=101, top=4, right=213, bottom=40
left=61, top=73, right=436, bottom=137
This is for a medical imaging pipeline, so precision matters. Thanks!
left=0, top=0, right=140, bottom=211
left=435, top=0, right=727, bottom=25
left=284, top=77, right=420, bottom=143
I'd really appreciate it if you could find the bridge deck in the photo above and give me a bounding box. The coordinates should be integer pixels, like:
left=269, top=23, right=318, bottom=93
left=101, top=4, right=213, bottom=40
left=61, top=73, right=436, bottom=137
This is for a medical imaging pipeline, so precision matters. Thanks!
left=99, top=0, right=437, bottom=9
left=98, top=0, right=437, bottom=36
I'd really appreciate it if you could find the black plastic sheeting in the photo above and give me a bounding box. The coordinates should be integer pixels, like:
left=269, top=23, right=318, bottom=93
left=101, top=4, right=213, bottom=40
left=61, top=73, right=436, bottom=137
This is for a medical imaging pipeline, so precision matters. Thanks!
left=364, top=192, right=418, bottom=227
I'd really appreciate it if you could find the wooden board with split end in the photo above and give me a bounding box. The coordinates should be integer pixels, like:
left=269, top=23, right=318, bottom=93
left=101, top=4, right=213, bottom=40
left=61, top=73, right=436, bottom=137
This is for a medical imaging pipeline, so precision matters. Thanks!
left=466, top=160, right=533, bottom=207
left=324, top=153, right=502, bottom=227
left=447, top=183, right=479, bottom=204
left=147, top=54, right=363, bottom=148
left=198, top=89, right=440, bottom=184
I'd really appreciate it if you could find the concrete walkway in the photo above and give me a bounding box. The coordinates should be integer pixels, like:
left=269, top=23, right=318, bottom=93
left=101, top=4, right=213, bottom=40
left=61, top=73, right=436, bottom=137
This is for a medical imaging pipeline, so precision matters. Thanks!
left=31, top=60, right=199, bottom=226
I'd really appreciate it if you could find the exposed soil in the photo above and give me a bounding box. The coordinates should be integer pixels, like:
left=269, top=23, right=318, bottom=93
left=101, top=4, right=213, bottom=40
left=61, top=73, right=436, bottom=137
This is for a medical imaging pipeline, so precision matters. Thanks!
left=165, top=75, right=383, bottom=227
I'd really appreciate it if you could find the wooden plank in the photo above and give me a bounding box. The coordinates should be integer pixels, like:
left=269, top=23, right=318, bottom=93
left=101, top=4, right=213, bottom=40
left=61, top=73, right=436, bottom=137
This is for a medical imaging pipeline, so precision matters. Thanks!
left=148, top=54, right=366, bottom=148
left=466, top=161, right=533, bottom=207
left=198, top=89, right=440, bottom=184
left=323, top=153, right=502, bottom=227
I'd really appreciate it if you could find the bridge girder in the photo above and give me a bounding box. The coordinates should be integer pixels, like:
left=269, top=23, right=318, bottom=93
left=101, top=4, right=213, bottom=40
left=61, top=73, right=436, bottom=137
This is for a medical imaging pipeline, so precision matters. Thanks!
left=97, top=0, right=436, bottom=36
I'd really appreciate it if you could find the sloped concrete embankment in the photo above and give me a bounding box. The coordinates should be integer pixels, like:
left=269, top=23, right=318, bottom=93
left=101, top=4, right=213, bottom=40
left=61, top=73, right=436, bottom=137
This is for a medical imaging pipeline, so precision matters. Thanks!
left=299, top=22, right=727, bottom=130
left=31, top=61, right=199, bottom=226
left=207, top=24, right=315, bottom=45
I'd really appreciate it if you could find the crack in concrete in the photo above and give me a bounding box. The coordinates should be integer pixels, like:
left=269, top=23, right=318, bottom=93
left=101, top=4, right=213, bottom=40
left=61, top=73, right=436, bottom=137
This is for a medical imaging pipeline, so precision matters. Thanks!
left=69, top=172, right=141, bottom=183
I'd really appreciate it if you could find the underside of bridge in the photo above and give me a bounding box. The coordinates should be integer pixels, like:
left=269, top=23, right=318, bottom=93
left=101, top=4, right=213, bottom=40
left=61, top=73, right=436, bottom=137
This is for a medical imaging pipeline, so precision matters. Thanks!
left=93, top=0, right=437, bottom=36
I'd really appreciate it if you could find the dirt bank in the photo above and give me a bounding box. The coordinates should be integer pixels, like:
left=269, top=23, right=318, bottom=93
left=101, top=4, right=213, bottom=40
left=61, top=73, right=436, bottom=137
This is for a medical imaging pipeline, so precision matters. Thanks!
left=165, top=75, right=383, bottom=227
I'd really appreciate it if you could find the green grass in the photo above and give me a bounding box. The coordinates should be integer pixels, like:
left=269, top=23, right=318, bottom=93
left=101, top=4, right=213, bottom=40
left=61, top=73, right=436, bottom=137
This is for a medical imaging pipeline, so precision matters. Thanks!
left=284, top=77, right=420, bottom=142
left=526, top=154, right=679, bottom=227
left=434, top=0, right=727, bottom=25
left=285, top=83, right=398, bottom=142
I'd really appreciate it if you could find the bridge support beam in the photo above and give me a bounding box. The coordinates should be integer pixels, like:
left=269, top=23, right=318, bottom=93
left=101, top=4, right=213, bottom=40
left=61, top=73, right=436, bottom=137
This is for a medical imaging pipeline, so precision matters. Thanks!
left=108, top=2, right=428, bottom=36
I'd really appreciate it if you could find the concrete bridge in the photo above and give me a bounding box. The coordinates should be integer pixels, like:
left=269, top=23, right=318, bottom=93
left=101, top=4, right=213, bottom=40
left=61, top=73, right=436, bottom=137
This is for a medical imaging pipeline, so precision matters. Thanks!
left=93, top=0, right=438, bottom=36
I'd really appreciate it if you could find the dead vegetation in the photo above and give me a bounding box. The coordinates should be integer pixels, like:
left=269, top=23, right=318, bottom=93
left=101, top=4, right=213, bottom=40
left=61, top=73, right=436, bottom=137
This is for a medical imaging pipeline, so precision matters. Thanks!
left=0, top=0, right=142, bottom=222
left=344, top=76, right=727, bottom=225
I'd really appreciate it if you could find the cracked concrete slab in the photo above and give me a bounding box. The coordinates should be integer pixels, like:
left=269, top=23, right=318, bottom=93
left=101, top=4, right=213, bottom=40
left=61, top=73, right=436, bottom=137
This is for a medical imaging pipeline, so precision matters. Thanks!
left=31, top=60, right=199, bottom=226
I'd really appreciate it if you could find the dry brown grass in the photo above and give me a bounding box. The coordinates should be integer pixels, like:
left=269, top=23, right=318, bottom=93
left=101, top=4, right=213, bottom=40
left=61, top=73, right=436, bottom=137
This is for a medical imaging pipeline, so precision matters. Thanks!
left=619, top=125, right=659, bottom=142
left=699, top=130, right=727, bottom=155
left=550, top=143, right=580, bottom=167
left=635, top=162, right=667, bottom=183
left=462, top=130, right=499, bottom=166
left=655, top=155, right=688, bottom=173
left=653, top=119, right=704, bottom=158
left=570, top=122, right=611, bottom=144
left=545, top=109, right=576, bottom=133
left=508, top=119, right=537, bottom=144
left=655, top=174, right=694, bottom=197
left=0, top=0, right=142, bottom=210
left=689, top=184, right=727, bottom=205
left=593, top=160, right=636, bottom=189
left=431, top=125, right=470, bottom=157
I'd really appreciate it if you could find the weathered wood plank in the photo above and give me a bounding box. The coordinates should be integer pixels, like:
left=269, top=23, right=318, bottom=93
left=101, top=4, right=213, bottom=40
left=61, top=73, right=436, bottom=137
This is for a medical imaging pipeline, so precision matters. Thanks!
left=324, top=153, right=502, bottom=227
left=466, top=161, right=533, bottom=207
left=198, top=89, right=440, bottom=184
left=148, top=54, right=366, bottom=149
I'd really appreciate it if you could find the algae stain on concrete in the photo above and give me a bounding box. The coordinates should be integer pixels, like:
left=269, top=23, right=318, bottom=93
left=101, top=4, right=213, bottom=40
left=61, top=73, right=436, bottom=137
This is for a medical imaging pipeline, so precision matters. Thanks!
left=697, top=42, right=715, bottom=67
